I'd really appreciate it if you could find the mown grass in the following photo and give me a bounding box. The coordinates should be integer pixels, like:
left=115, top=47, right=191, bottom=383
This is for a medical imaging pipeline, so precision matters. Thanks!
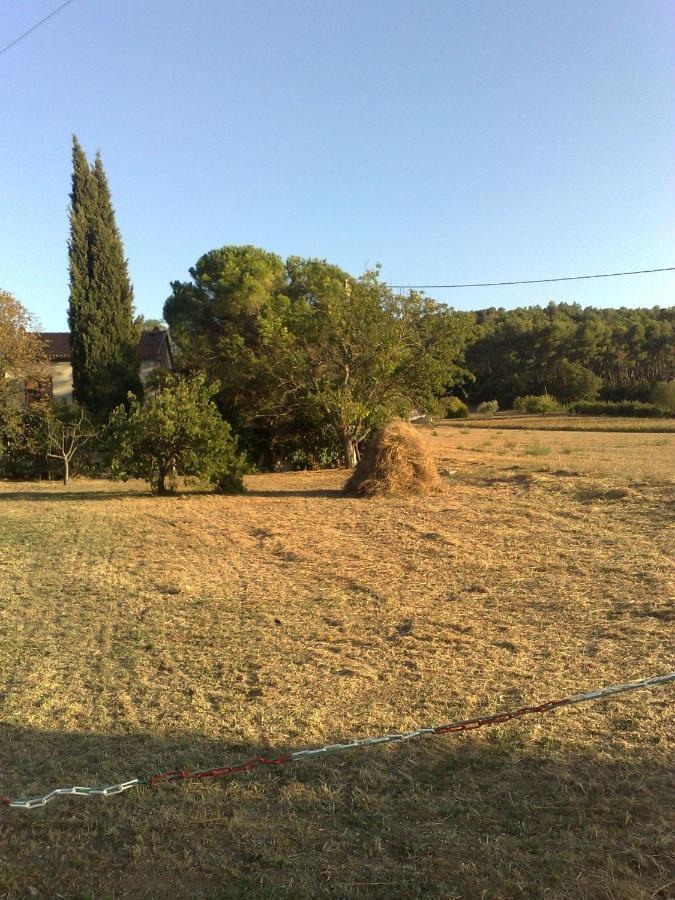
left=446, top=413, right=675, bottom=433
left=0, top=430, right=673, bottom=898
left=432, top=423, right=675, bottom=483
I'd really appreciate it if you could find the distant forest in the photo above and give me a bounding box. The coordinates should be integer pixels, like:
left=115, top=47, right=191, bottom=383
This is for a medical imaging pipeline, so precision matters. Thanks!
left=462, top=302, right=674, bottom=406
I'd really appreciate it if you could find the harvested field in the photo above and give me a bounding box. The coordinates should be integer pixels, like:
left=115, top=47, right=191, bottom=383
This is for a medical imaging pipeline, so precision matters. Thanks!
left=433, top=421, right=675, bottom=483
left=0, top=428, right=673, bottom=898
left=444, top=413, right=675, bottom=433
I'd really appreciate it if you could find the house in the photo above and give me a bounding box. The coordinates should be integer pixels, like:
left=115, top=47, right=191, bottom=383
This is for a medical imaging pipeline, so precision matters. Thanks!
left=29, top=329, right=173, bottom=403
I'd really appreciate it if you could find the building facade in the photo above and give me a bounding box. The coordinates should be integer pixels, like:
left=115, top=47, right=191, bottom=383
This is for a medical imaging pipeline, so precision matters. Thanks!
left=33, top=329, right=173, bottom=403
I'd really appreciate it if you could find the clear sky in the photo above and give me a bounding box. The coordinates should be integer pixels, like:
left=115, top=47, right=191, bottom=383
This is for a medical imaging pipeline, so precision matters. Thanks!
left=1, top=0, right=673, bottom=330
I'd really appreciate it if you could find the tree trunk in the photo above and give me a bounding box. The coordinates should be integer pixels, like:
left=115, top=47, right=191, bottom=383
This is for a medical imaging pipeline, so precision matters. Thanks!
left=63, top=457, right=69, bottom=485
left=157, top=466, right=167, bottom=495
left=338, top=429, right=358, bottom=468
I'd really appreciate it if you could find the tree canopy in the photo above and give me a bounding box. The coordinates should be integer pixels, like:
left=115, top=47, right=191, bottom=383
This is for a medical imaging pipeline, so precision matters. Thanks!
left=164, top=247, right=474, bottom=466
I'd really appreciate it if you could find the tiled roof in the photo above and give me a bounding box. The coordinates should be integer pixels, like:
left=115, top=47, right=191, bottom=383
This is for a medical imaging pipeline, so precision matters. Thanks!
left=39, top=332, right=71, bottom=360
left=138, top=329, right=170, bottom=361
left=38, top=330, right=170, bottom=363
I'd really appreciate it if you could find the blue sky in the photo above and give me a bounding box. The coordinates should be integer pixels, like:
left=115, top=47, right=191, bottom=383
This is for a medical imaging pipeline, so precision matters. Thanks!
left=1, top=0, right=673, bottom=330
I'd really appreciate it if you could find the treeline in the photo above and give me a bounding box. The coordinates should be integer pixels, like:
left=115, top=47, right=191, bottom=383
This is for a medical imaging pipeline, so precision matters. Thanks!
left=463, top=302, right=674, bottom=407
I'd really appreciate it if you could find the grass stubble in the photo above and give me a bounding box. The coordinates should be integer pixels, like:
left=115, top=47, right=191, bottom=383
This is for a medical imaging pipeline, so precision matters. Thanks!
left=0, top=421, right=673, bottom=898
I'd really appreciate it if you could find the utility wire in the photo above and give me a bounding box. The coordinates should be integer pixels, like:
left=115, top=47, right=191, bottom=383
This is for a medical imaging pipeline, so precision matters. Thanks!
left=390, top=266, right=675, bottom=290
left=0, top=0, right=77, bottom=58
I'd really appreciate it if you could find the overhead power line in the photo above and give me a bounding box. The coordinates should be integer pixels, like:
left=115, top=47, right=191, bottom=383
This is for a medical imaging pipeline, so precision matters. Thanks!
left=0, top=0, right=77, bottom=59
left=390, top=266, right=675, bottom=290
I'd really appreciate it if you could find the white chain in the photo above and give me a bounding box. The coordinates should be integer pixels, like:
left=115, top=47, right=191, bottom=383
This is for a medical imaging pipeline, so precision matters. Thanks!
left=6, top=780, right=141, bottom=810
left=290, top=672, right=675, bottom=761
left=4, top=672, right=673, bottom=809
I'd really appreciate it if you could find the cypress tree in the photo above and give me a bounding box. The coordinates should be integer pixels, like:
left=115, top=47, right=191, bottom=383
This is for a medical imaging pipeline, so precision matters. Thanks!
left=68, top=136, right=141, bottom=420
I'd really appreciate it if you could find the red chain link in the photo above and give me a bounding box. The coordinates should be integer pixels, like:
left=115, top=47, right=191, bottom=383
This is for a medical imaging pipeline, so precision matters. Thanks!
left=430, top=700, right=562, bottom=734
left=148, top=754, right=292, bottom=786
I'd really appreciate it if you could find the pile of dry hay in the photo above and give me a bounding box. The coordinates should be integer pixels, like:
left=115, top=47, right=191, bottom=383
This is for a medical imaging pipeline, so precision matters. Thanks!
left=345, top=418, right=443, bottom=497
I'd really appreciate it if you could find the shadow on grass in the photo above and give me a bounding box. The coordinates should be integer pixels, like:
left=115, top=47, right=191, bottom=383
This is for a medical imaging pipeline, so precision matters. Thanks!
left=0, top=486, right=346, bottom=502
left=479, top=472, right=535, bottom=486
left=0, top=489, right=153, bottom=502
left=244, top=488, right=344, bottom=498
left=1, top=723, right=672, bottom=898
left=573, top=485, right=634, bottom=503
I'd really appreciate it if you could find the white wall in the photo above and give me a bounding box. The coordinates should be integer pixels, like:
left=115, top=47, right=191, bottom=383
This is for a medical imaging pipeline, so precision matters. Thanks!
left=50, top=361, right=74, bottom=403
left=49, top=351, right=171, bottom=402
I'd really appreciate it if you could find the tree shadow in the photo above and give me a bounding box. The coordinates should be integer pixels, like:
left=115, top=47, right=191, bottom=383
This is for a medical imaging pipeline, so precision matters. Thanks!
left=0, top=489, right=154, bottom=502
left=479, top=471, right=535, bottom=486
left=244, top=488, right=345, bottom=498
left=0, top=486, right=347, bottom=502
left=1, top=722, right=672, bottom=898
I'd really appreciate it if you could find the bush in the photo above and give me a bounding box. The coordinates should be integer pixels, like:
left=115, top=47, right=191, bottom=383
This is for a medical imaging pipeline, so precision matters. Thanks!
left=0, top=402, right=100, bottom=481
left=570, top=400, right=674, bottom=418
left=108, top=373, right=248, bottom=494
left=513, top=394, right=563, bottom=414
left=0, top=402, right=51, bottom=479
left=650, top=381, right=675, bottom=413
left=444, top=397, right=470, bottom=419
left=476, top=400, right=499, bottom=417
left=523, top=442, right=552, bottom=456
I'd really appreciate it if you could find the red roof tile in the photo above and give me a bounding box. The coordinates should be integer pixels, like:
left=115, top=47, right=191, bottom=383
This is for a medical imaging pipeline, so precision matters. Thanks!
left=38, top=330, right=171, bottom=363
left=138, top=329, right=170, bottom=361
left=39, top=332, right=71, bottom=360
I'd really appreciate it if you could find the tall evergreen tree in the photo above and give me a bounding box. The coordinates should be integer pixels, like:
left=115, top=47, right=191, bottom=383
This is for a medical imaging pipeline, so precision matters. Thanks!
left=68, top=136, right=141, bottom=420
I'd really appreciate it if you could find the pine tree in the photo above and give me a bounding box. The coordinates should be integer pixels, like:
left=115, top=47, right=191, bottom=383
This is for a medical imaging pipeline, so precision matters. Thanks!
left=68, top=136, right=141, bottom=420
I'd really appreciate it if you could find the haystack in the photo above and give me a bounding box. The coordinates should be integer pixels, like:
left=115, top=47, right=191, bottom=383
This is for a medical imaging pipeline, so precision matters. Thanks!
left=344, top=418, right=442, bottom=497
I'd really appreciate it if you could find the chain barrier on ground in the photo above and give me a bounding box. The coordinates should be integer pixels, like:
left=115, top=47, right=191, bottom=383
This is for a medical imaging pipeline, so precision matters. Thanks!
left=2, top=672, right=673, bottom=810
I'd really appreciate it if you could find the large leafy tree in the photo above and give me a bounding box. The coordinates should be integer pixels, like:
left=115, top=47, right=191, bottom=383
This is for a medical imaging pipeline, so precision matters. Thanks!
left=274, top=262, right=474, bottom=466
left=165, top=248, right=474, bottom=467
left=164, top=245, right=296, bottom=462
left=0, top=290, right=49, bottom=476
left=68, top=136, right=141, bottom=420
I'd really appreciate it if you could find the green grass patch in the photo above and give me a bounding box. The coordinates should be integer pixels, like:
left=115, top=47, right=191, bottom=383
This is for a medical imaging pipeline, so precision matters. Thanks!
left=523, top=442, right=552, bottom=456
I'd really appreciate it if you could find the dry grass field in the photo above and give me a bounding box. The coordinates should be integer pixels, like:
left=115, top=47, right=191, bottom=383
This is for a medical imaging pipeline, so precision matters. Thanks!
left=444, top=413, right=675, bottom=433
left=433, top=420, right=675, bottom=483
left=0, top=423, right=673, bottom=898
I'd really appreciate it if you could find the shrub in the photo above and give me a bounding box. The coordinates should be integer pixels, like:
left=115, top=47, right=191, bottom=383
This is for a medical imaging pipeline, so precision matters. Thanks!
left=0, top=402, right=51, bottom=479
left=600, top=382, right=652, bottom=402
left=570, top=400, right=674, bottom=418
left=476, top=400, right=499, bottom=416
left=423, top=398, right=446, bottom=419
left=650, top=381, right=675, bottom=413
left=0, top=401, right=95, bottom=481
left=513, top=394, right=563, bottom=414
left=108, top=373, right=248, bottom=494
left=444, top=397, right=470, bottom=418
